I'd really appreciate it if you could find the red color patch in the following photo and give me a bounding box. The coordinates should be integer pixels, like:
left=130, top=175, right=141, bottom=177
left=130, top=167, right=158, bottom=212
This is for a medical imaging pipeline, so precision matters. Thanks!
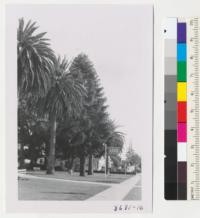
left=177, top=102, right=187, bottom=123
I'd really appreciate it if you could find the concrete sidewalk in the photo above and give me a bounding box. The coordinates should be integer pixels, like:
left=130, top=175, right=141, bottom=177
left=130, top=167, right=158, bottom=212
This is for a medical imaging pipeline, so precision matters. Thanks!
left=86, top=173, right=141, bottom=201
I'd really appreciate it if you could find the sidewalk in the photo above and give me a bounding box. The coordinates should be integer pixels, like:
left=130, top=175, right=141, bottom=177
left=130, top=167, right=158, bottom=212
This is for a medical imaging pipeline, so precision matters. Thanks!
left=86, top=173, right=141, bottom=201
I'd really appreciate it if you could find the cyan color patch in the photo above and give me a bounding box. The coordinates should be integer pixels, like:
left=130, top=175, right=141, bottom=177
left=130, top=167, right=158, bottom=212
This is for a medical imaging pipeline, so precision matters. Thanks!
left=177, top=44, right=186, bottom=61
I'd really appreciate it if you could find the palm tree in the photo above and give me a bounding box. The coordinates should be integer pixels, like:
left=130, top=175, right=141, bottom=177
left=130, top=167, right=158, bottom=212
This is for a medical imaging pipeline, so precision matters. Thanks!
left=17, top=18, right=55, bottom=97
left=101, top=119, right=125, bottom=174
left=37, top=56, right=86, bottom=174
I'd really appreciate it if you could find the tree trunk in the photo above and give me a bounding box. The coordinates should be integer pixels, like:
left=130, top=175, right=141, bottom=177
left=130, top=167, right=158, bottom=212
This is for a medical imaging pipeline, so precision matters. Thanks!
left=29, top=152, right=37, bottom=170
left=46, top=114, right=56, bottom=174
left=29, top=159, right=35, bottom=170
left=79, top=150, right=86, bottom=176
left=42, top=156, right=47, bottom=170
left=88, top=153, right=93, bottom=175
left=18, top=157, right=24, bottom=169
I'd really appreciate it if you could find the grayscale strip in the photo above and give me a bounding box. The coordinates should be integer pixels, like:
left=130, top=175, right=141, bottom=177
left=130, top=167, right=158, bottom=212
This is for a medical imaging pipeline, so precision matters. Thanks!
left=164, top=18, right=178, bottom=200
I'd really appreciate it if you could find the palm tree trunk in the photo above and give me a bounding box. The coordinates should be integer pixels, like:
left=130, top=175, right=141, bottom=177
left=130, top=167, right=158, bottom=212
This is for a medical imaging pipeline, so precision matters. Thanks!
left=79, top=149, right=85, bottom=176
left=46, top=114, right=56, bottom=174
left=88, top=153, right=93, bottom=175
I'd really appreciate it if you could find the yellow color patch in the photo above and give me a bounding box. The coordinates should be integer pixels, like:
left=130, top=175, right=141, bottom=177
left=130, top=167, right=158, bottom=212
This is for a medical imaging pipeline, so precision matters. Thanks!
left=177, top=82, right=187, bottom=101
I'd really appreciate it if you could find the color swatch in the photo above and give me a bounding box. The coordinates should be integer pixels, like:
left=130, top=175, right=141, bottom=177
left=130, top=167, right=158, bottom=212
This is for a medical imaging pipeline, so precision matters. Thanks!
left=177, top=21, right=187, bottom=200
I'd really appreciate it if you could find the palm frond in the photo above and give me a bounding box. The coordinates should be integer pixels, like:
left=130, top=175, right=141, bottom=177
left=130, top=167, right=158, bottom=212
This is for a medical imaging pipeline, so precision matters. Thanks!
left=36, top=56, right=86, bottom=120
left=17, top=18, right=56, bottom=97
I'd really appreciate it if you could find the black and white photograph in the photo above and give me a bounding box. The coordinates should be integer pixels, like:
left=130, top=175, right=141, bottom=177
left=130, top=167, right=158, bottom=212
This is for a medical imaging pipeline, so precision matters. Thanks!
left=6, top=4, right=153, bottom=213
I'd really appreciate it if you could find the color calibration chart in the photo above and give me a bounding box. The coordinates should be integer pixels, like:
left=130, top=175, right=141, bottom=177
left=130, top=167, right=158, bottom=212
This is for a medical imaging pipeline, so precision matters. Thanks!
left=164, top=17, right=200, bottom=200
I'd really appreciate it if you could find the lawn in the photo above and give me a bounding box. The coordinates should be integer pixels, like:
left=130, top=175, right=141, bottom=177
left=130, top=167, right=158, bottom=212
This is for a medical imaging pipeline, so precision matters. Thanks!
left=25, top=170, right=132, bottom=184
left=18, top=171, right=134, bottom=200
left=18, top=177, right=109, bottom=200
left=18, top=171, right=133, bottom=200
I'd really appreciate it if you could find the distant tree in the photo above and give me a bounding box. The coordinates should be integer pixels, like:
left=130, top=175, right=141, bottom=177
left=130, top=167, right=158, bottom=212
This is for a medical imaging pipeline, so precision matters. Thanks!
left=18, top=93, right=50, bottom=170
left=110, top=155, right=122, bottom=169
left=26, top=121, right=49, bottom=170
left=125, top=145, right=141, bottom=166
left=18, top=96, right=38, bottom=169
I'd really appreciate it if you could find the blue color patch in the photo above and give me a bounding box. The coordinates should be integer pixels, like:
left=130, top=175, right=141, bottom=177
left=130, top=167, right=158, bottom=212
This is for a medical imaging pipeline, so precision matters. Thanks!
left=177, top=44, right=186, bottom=61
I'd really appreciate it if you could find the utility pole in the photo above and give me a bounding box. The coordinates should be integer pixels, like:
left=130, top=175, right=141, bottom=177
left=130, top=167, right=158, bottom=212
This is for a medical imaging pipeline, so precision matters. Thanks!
left=103, top=143, right=107, bottom=178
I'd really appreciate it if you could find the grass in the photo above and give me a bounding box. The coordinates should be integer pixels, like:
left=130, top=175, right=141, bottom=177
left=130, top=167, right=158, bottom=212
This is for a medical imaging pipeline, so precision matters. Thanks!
left=18, top=177, right=109, bottom=200
left=26, top=170, right=132, bottom=184
left=18, top=171, right=135, bottom=200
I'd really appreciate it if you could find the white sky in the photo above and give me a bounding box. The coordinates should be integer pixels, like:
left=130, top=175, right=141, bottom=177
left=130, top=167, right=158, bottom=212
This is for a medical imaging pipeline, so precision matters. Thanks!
left=7, top=4, right=153, bottom=155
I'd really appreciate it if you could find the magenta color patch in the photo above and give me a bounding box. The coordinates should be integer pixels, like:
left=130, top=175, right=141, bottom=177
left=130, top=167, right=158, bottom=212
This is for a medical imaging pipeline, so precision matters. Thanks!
left=177, top=123, right=187, bottom=142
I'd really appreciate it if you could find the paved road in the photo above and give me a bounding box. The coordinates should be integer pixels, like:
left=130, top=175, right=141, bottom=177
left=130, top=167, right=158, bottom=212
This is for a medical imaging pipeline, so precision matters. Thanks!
left=87, top=174, right=141, bottom=201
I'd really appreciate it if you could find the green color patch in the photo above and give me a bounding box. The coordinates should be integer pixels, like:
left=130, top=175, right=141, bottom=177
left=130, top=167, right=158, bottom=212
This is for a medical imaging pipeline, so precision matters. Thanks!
left=177, top=61, right=187, bottom=82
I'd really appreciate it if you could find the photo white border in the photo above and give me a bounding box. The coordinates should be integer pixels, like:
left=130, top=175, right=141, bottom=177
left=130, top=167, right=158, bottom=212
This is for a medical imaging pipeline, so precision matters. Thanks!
left=4, top=1, right=153, bottom=214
